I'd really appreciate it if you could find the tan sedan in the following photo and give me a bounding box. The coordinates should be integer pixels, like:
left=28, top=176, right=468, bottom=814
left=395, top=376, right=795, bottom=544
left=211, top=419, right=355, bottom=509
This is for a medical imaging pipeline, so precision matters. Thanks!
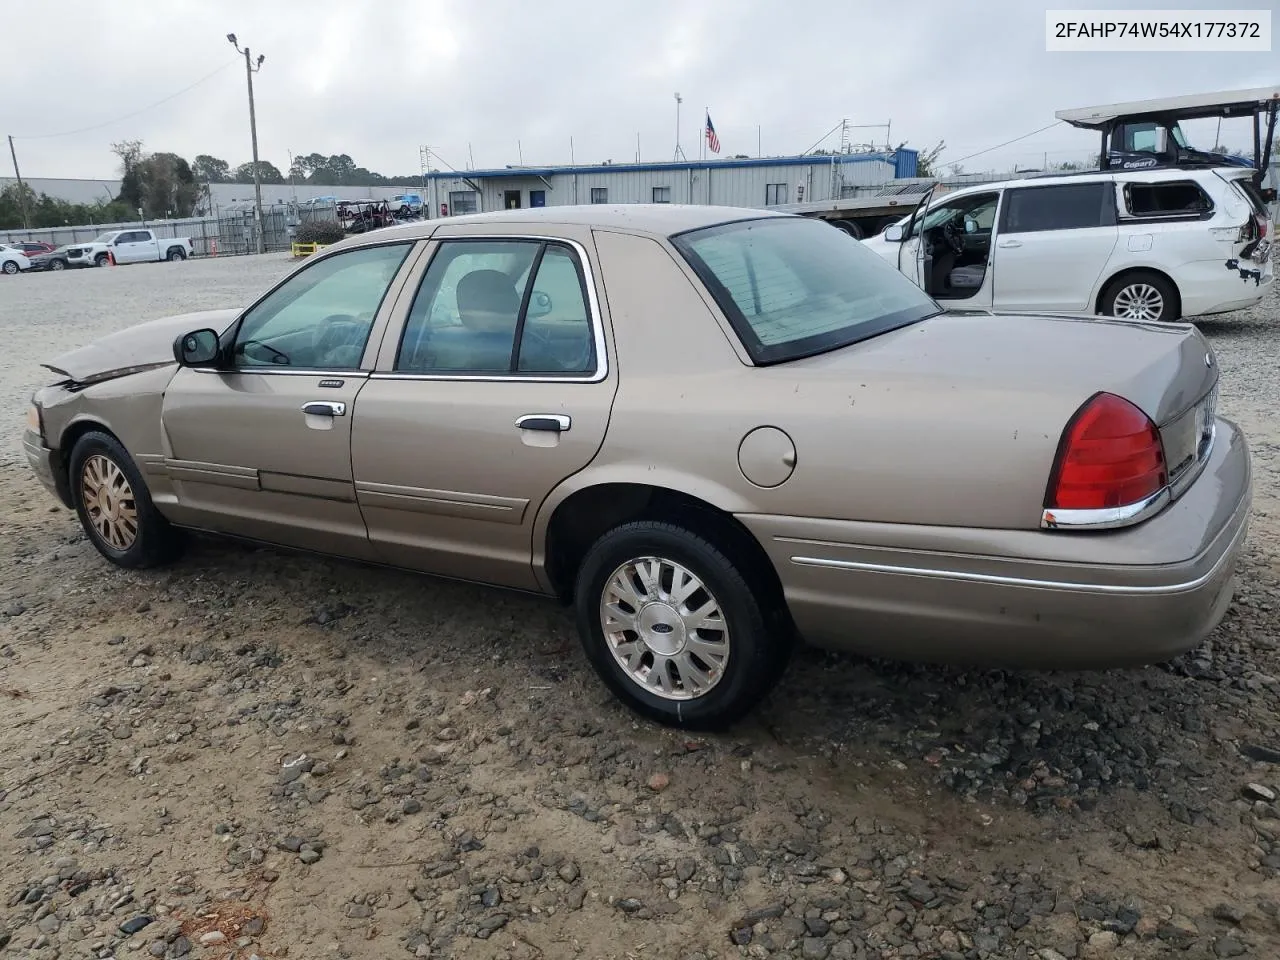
left=23, top=206, right=1250, bottom=727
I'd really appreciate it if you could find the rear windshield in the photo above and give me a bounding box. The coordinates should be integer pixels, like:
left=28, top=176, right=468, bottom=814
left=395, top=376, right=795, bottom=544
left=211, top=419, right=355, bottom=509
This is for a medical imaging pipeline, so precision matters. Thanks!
left=672, top=216, right=938, bottom=364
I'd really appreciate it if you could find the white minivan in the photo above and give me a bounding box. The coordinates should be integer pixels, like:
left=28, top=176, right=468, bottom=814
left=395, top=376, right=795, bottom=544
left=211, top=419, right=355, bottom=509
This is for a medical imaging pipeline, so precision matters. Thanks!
left=861, top=167, right=1273, bottom=321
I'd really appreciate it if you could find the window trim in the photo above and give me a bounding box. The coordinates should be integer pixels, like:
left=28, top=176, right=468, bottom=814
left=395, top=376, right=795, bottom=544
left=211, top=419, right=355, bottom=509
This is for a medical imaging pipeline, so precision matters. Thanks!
left=997, top=181, right=1118, bottom=235
left=590, top=187, right=608, bottom=204
left=202, top=238, right=422, bottom=377
left=375, top=234, right=609, bottom=385
left=1118, top=179, right=1216, bottom=222
left=652, top=186, right=672, bottom=203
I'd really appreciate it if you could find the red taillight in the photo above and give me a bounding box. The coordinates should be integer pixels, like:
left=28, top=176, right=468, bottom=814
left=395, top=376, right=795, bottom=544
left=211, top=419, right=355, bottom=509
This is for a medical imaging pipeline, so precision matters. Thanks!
left=1045, top=393, right=1167, bottom=511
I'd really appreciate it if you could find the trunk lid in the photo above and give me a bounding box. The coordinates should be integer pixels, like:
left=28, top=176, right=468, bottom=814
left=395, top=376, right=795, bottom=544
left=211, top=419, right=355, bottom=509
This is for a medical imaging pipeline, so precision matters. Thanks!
left=756, top=311, right=1219, bottom=530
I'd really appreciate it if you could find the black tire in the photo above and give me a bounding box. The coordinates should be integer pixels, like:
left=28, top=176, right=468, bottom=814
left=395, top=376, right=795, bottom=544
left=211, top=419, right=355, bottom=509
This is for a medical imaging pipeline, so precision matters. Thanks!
left=68, top=431, right=183, bottom=569
left=166, top=247, right=186, bottom=261
left=398, top=205, right=411, bottom=217
left=1, top=260, right=18, bottom=275
left=94, top=253, right=110, bottom=267
left=50, top=259, right=66, bottom=271
left=1100, top=270, right=1179, bottom=322
left=573, top=520, right=788, bottom=729
left=833, top=219, right=864, bottom=240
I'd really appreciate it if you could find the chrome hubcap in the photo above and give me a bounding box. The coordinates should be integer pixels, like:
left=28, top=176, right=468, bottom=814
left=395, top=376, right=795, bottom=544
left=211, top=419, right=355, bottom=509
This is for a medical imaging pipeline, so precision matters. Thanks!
left=1112, top=283, right=1164, bottom=322
left=81, top=455, right=138, bottom=550
left=599, top=557, right=730, bottom=701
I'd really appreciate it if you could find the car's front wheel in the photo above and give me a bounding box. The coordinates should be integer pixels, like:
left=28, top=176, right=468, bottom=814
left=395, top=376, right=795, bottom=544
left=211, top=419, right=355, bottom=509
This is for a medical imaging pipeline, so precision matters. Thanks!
left=94, top=253, right=110, bottom=267
left=1, top=260, right=18, bottom=275
left=68, top=431, right=183, bottom=569
left=573, top=521, right=787, bottom=729
left=49, top=259, right=65, bottom=271
left=1102, top=271, right=1179, bottom=322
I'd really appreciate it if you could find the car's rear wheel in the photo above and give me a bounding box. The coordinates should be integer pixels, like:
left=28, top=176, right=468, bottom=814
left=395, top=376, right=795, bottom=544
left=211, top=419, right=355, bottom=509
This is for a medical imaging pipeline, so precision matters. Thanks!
left=573, top=521, right=786, bottom=729
left=167, top=247, right=186, bottom=261
left=1, top=260, right=18, bottom=275
left=1102, top=271, right=1179, bottom=322
left=69, top=431, right=183, bottom=569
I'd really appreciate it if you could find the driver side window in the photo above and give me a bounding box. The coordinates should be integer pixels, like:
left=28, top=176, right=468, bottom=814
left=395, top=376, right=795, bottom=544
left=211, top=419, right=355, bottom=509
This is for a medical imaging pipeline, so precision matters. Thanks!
left=233, top=243, right=412, bottom=370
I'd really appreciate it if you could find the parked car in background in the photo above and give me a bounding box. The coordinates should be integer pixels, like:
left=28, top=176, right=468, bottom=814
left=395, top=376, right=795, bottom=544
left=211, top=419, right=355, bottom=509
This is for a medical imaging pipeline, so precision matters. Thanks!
left=10, top=241, right=70, bottom=272
left=64, top=230, right=193, bottom=268
left=9, top=241, right=57, bottom=259
left=862, top=166, right=1272, bottom=321
left=389, top=193, right=424, bottom=217
left=22, top=205, right=1249, bottom=728
left=0, top=243, right=32, bottom=275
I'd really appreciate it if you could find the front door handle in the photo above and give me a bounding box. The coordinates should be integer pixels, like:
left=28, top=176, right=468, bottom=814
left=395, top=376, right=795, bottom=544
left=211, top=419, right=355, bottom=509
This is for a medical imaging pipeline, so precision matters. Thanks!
left=997, top=238, right=1022, bottom=248
left=302, top=401, right=346, bottom=417
left=516, top=414, right=571, bottom=432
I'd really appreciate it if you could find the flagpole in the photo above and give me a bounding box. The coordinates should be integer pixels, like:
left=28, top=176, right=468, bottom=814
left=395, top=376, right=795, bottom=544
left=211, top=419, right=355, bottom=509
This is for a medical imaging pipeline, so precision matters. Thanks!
left=702, top=107, right=707, bottom=162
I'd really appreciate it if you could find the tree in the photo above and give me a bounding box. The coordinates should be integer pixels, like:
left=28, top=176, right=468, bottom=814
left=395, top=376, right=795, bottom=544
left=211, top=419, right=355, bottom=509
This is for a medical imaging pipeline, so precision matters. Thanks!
left=1, top=181, right=132, bottom=230
left=896, top=140, right=945, bottom=178
left=234, top=160, right=286, bottom=184
left=109, top=141, right=201, bottom=218
left=193, top=155, right=231, bottom=183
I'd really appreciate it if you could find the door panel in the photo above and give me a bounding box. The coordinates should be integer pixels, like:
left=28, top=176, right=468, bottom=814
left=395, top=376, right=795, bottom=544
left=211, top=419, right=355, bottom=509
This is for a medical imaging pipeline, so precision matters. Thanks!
left=353, top=233, right=615, bottom=589
left=156, top=241, right=423, bottom=558
left=160, top=369, right=375, bottom=558
left=991, top=182, right=1119, bottom=313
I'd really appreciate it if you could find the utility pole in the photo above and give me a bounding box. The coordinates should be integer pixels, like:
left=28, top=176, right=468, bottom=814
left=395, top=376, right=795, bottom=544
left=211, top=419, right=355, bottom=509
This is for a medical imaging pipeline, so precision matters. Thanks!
left=8, top=135, right=30, bottom=231
left=227, top=33, right=266, bottom=254
left=673, top=93, right=685, bottom=161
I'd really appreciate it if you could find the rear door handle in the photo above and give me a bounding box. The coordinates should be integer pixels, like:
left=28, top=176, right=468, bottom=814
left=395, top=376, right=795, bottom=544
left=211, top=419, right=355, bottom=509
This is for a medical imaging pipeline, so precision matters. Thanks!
left=302, top=401, right=346, bottom=417
left=997, top=238, right=1022, bottom=248
left=516, top=414, right=571, bottom=432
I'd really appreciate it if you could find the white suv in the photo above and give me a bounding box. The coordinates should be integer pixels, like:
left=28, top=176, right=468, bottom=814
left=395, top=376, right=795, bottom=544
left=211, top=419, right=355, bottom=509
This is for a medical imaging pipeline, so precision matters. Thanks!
left=861, top=166, right=1273, bottom=321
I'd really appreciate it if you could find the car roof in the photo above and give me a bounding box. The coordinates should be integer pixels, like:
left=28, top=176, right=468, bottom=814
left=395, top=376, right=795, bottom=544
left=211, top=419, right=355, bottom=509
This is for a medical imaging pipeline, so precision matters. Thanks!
left=347, top=203, right=789, bottom=246
left=938, top=164, right=1241, bottom=200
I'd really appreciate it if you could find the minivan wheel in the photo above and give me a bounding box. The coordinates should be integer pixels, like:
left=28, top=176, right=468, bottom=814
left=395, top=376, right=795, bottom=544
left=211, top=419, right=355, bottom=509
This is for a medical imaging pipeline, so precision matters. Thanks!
left=573, top=520, right=785, bottom=729
left=69, top=431, right=183, bottom=569
left=1102, top=271, right=1178, bottom=322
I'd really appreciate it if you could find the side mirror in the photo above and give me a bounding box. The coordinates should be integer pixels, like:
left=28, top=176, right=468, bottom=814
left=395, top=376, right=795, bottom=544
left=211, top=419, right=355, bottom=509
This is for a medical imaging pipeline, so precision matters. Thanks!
left=173, top=328, right=220, bottom=367
left=882, top=223, right=905, bottom=242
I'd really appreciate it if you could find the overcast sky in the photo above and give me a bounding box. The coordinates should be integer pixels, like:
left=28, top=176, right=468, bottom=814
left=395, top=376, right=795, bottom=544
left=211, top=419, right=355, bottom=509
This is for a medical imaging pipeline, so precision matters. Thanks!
left=6, top=0, right=1276, bottom=182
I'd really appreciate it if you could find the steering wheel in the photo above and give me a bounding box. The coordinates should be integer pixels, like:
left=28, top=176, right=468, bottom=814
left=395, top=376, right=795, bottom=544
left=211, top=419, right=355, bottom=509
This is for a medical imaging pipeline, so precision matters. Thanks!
left=519, top=323, right=593, bottom=372
left=941, top=218, right=965, bottom=256
left=312, top=314, right=367, bottom=367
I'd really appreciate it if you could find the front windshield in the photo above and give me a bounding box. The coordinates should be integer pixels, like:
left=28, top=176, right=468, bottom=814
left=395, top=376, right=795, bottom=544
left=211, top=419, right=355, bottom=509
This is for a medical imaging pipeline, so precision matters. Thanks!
left=673, top=216, right=939, bottom=365
left=93, top=233, right=116, bottom=243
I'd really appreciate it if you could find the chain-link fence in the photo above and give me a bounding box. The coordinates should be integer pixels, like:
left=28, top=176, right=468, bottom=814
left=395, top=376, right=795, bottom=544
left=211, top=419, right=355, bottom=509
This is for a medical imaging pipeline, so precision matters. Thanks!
left=0, top=201, right=339, bottom=257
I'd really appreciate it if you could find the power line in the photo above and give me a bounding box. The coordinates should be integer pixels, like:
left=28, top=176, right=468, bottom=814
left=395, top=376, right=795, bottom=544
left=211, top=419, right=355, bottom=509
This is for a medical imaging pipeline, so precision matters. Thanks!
left=939, top=121, right=1066, bottom=168
left=12, top=60, right=238, bottom=140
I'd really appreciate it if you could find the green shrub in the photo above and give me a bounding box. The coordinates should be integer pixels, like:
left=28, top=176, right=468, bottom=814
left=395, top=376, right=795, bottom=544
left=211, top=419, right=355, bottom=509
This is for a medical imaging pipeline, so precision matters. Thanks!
left=294, top=219, right=344, bottom=244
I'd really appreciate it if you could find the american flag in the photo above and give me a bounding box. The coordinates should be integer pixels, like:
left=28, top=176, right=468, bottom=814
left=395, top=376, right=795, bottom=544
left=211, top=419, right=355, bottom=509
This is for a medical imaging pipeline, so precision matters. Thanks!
left=705, top=112, right=720, bottom=154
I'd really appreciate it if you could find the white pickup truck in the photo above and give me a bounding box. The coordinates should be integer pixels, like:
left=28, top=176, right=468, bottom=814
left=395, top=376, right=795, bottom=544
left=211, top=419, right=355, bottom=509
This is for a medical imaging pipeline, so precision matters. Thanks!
left=63, top=229, right=194, bottom=268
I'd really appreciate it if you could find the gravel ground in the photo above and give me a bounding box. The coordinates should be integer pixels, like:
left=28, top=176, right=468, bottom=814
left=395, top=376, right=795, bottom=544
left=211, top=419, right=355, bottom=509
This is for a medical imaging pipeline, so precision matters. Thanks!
left=2, top=255, right=1280, bottom=960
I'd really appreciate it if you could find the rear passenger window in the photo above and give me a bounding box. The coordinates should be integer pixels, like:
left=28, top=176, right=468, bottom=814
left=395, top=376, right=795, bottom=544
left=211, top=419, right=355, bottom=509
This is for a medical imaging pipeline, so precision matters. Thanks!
left=1001, top=183, right=1115, bottom=234
left=1123, top=181, right=1212, bottom=219
left=397, top=240, right=596, bottom=376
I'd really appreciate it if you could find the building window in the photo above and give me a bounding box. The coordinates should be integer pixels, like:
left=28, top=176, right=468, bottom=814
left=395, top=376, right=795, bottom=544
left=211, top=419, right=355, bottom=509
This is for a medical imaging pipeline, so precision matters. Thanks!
left=652, top=186, right=672, bottom=204
left=590, top=187, right=608, bottom=204
left=765, top=183, right=788, bottom=206
left=449, top=190, right=478, bottom=215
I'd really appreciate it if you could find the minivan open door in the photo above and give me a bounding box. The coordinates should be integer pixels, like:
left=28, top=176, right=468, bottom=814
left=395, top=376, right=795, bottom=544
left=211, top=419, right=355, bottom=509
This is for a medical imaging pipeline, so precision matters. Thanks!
left=897, top=182, right=937, bottom=287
